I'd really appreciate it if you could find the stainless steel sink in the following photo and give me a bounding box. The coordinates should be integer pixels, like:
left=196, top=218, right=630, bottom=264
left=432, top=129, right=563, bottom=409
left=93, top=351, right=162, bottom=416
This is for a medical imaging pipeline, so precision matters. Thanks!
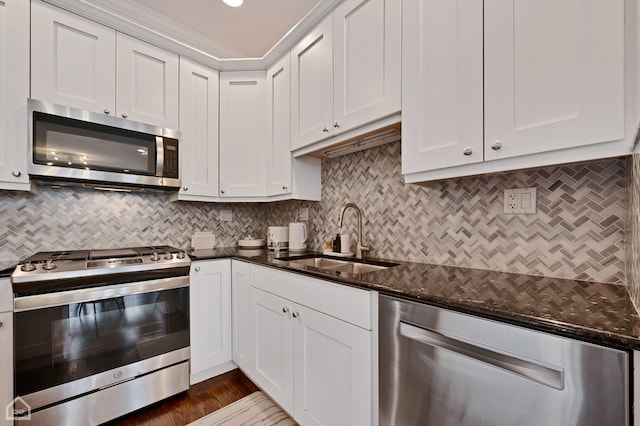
left=321, top=263, right=390, bottom=274
left=286, top=257, right=346, bottom=268
left=276, top=255, right=398, bottom=275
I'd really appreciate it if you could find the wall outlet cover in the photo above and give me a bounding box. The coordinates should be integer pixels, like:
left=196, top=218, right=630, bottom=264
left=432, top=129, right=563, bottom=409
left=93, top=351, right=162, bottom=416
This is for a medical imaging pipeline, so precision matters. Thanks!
left=504, top=187, right=537, bottom=214
left=220, top=209, right=233, bottom=222
left=297, top=207, right=309, bottom=221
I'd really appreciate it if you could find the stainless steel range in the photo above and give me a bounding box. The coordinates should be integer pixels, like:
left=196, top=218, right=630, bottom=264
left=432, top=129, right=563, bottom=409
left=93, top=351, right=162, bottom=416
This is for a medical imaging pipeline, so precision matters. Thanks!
left=10, top=246, right=191, bottom=425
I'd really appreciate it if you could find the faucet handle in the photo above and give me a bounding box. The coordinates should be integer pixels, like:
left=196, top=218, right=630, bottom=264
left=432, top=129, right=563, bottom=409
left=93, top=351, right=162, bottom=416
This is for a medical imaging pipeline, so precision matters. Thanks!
left=357, top=243, right=372, bottom=259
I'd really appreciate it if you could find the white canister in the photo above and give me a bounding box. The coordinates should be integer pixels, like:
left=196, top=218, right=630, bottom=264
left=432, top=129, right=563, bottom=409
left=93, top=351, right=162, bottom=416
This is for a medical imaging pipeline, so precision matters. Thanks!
left=288, top=222, right=308, bottom=251
left=340, top=234, right=351, bottom=254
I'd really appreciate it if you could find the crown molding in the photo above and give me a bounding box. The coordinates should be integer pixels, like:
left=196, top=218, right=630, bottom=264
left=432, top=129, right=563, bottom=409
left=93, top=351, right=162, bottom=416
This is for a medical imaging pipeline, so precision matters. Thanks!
left=42, top=0, right=342, bottom=71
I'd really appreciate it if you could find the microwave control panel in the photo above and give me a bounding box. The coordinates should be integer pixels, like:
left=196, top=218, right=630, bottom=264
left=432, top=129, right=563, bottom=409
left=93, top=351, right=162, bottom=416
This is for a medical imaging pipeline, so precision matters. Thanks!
left=163, top=138, right=179, bottom=179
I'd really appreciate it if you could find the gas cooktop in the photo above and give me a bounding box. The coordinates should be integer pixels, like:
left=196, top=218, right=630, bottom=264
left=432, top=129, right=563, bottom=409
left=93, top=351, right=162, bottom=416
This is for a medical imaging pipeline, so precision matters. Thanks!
left=11, top=246, right=191, bottom=294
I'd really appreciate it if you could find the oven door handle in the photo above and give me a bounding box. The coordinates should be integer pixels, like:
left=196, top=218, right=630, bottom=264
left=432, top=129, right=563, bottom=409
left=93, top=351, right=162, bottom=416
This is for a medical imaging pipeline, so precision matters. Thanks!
left=14, top=276, right=189, bottom=312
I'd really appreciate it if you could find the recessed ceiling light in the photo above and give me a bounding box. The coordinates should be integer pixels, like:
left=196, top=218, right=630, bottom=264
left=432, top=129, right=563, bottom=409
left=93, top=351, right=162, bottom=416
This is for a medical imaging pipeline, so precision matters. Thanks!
left=223, top=0, right=243, bottom=7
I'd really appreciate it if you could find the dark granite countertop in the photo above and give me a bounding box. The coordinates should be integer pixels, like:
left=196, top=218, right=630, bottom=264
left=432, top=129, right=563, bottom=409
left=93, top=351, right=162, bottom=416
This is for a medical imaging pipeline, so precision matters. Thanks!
left=190, top=248, right=640, bottom=351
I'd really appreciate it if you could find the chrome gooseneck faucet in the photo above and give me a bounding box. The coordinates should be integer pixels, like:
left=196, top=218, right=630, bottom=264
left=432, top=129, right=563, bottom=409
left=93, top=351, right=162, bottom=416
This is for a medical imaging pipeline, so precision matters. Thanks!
left=337, top=202, right=371, bottom=259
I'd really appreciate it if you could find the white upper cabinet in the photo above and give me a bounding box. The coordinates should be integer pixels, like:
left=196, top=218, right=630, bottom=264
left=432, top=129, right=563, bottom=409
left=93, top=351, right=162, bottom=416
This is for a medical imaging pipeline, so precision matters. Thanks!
left=116, top=33, right=179, bottom=129
left=401, top=0, right=483, bottom=174
left=0, top=0, right=30, bottom=191
left=291, top=17, right=334, bottom=150
left=403, top=0, right=629, bottom=182
left=178, top=58, right=219, bottom=200
left=291, top=0, right=401, bottom=151
left=31, top=1, right=179, bottom=129
left=219, top=71, right=267, bottom=197
left=266, top=53, right=293, bottom=196
left=31, top=0, right=116, bottom=115
left=484, top=0, right=624, bottom=160
left=332, top=0, right=401, bottom=133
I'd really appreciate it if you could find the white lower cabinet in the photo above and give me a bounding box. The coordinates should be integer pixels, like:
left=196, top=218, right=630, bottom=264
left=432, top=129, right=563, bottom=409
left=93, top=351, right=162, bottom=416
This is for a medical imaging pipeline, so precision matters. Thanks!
left=1, top=278, right=13, bottom=426
left=292, top=303, right=372, bottom=426
left=0, top=311, right=12, bottom=426
left=251, top=287, right=295, bottom=412
left=231, top=260, right=252, bottom=372
left=189, top=260, right=233, bottom=385
left=245, top=263, right=374, bottom=425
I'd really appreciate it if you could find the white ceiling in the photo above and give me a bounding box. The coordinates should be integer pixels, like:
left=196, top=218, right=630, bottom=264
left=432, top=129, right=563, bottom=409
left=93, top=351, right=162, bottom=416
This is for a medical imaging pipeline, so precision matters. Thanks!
left=126, top=0, right=323, bottom=58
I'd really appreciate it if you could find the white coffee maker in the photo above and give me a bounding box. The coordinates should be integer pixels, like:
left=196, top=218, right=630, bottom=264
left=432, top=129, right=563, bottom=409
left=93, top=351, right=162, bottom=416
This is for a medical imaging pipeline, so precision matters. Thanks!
left=267, top=226, right=289, bottom=251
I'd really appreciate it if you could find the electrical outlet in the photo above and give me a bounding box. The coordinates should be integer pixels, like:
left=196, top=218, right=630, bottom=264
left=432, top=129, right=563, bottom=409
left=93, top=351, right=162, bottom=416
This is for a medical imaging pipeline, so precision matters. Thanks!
left=220, top=209, right=233, bottom=222
left=504, top=188, right=537, bottom=214
left=297, top=208, right=309, bottom=221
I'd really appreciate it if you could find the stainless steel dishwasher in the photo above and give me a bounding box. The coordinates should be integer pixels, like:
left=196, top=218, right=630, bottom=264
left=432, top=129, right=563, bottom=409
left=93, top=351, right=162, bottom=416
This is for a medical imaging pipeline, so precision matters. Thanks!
left=379, top=295, right=629, bottom=426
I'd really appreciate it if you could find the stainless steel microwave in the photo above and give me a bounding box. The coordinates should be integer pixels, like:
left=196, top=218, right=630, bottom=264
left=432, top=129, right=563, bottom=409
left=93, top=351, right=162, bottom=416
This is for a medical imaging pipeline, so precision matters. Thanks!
left=27, top=99, right=181, bottom=190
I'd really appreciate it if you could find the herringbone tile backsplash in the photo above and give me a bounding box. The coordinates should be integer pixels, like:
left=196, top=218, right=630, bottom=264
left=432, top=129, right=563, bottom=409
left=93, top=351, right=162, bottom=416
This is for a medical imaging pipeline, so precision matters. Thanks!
left=0, top=142, right=628, bottom=285
left=0, top=186, right=264, bottom=263
left=267, top=142, right=627, bottom=284
left=626, top=153, right=640, bottom=307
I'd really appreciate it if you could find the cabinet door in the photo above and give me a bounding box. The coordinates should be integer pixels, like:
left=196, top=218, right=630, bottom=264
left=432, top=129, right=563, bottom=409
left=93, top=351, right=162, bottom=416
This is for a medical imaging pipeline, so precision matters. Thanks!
left=190, top=260, right=232, bottom=385
left=0, top=0, right=30, bottom=190
left=0, top=312, right=13, bottom=426
left=231, top=260, right=252, bottom=372
left=31, top=0, right=116, bottom=115
left=266, top=53, right=293, bottom=196
left=401, top=0, right=483, bottom=175
left=293, top=304, right=372, bottom=426
left=291, top=17, right=334, bottom=150
left=179, top=59, right=219, bottom=199
left=219, top=71, right=267, bottom=197
left=250, top=287, right=294, bottom=413
left=333, top=0, right=401, bottom=134
left=484, top=0, right=624, bottom=160
left=116, top=32, right=179, bottom=129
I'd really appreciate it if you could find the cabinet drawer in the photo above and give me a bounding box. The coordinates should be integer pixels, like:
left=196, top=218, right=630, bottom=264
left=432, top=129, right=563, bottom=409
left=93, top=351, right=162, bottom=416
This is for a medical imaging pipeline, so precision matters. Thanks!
left=249, top=264, right=373, bottom=330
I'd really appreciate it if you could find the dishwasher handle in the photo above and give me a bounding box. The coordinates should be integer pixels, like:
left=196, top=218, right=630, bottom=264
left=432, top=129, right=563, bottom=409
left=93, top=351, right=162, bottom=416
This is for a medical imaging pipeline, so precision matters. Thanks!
left=400, top=321, right=564, bottom=390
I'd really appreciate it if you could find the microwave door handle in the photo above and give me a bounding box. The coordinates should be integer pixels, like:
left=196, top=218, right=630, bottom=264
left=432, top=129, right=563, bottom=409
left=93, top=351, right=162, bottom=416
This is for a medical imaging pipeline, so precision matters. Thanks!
left=399, top=321, right=564, bottom=390
left=156, top=136, right=164, bottom=177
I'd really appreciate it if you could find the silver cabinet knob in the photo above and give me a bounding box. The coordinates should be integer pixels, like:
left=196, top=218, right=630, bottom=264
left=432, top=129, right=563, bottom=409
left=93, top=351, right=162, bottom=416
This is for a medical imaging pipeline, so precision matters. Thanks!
left=322, top=127, right=329, bottom=133
left=11, top=170, right=21, bottom=177
left=334, top=122, right=340, bottom=128
left=491, top=141, right=502, bottom=150
left=121, top=113, right=128, bottom=118
left=463, top=147, right=473, bottom=156
left=195, top=266, right=200, bottom=272
left=292, top=312, right=300, bottom=318
left=183, top=186, right=188, bottom=191
left=221, top=189, right=226, bottom=194
left=0, top=321, right=3, bottom=328
left=104, top=109, right=110, bottom=115
left=282, top=307, right=289, bottom=313
left=282, top=186, right=288, bottom=191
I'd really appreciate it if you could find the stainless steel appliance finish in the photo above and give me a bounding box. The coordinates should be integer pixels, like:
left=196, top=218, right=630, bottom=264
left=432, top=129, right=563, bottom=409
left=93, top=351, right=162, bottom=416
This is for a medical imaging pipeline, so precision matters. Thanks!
left=379, top=295, right=629, bottom=426
left=27, top=99, right=181, bottom=189
left=11, top=246, right=191, bottom=424
left=23, top=361, right=189, bottom=426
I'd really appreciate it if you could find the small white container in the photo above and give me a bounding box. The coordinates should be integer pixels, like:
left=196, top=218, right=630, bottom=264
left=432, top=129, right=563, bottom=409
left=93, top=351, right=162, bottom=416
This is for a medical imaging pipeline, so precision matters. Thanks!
left=340, top=234, right=351, bottom=254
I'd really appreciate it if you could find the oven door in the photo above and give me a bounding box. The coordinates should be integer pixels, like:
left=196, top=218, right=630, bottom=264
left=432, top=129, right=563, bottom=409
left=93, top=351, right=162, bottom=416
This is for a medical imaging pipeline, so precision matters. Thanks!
left=13, top=277, right=189, bottom=413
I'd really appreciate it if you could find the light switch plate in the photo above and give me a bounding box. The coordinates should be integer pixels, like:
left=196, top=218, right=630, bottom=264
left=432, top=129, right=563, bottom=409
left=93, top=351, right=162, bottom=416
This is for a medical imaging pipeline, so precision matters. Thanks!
left=220, top=209, right=233, bottom=222
left=504, top=187, right=537, bottom=214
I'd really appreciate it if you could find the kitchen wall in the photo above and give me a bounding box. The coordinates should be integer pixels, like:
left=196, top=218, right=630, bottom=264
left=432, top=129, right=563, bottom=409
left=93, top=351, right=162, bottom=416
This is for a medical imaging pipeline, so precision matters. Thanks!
left=0, top=143, right=628, bottom=285
left=267, top=142, right=627, bottom=284
left=0, top=185, right=264, bottom=263
left=626, top=152, right=640, bottom=307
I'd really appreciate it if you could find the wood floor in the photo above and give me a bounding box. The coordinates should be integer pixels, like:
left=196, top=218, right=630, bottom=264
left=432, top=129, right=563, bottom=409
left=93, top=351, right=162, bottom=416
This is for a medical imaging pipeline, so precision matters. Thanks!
left=109, top=369, right=259, bottom=426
